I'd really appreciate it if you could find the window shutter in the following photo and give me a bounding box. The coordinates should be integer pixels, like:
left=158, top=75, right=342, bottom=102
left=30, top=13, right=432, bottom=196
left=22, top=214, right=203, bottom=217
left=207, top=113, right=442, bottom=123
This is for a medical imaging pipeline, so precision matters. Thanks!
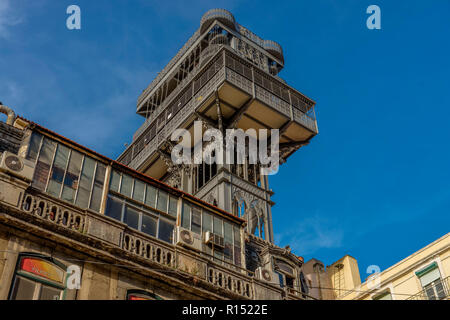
left=416, top=263, right=441, bottom=287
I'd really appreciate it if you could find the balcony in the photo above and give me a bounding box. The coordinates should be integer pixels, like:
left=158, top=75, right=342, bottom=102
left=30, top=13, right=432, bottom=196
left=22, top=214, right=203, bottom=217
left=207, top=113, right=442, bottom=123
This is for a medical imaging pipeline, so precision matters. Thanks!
left=407, top=276, right=450, bottom=300
left=120, top=47, right=317, bottom=173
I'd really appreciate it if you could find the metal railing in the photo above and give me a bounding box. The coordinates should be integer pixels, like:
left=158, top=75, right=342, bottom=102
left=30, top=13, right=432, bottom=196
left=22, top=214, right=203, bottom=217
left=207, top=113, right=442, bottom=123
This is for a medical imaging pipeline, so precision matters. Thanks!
left=122, top=47, right=317, bottom=168
left=137, top=29, right=202, bottom=106
left=407, top=276, right=449, bottom=300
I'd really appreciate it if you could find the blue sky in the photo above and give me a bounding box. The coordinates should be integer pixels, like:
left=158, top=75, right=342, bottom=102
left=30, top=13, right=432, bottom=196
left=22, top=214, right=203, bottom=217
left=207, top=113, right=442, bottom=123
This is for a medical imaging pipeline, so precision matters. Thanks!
left=1, top=0, right=449, bottom=281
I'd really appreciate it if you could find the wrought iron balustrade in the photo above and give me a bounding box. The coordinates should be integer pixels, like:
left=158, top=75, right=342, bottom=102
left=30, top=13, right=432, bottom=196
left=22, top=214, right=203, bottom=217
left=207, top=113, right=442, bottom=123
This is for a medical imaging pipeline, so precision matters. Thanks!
left=122, top=47, right=317, bottom=168
left=407, top=276, right=449, bottom=300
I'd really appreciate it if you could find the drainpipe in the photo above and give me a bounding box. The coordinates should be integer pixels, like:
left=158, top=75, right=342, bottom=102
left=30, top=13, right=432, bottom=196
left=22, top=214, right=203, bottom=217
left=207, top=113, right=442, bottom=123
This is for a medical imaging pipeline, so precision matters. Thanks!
left=0, top=102, right=16, bottom=125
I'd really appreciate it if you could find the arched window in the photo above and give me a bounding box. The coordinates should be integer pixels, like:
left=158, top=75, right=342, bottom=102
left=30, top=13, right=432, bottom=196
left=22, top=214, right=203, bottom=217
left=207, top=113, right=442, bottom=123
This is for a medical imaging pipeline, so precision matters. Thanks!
left=232, top=198, right=239, bottom=216
left=9, top=253, right=67, bottom=300
left=126, top=289, right=163, bottom=300
left=238, top=200, right=246, bottom=218
left=259, top=216, right=265, bottom=240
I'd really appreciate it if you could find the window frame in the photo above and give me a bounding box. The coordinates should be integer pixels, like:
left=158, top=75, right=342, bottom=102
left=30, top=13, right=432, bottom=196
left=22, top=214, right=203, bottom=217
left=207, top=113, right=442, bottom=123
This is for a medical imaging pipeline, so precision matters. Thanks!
left=109, top=170, right=178, bottom=217
left=181, top=201, right=242, bottom=267
left=27, top=132, right=107, bottom=212
left=415, top=261, right=445, bottom=300
left=8, top=253, right=68, bottom=301
left=105, top=193, right=176, bottom=244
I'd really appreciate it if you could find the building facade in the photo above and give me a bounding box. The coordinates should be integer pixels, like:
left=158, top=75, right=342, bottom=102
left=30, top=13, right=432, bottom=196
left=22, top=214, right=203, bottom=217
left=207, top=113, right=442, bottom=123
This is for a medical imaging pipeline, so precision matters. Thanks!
left=312, top=233, right=449, bottom=300
left=0, top=8, right=319, bottom=300
left=117, top=9, right=317, bottom=244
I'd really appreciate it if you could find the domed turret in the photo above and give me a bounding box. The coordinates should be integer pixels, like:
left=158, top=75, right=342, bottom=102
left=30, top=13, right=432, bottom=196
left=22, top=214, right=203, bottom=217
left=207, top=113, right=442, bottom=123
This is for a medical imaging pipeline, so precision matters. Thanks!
left=200, top=9, right=236, bottom=33
left=263, top=40, right=284, bottom=63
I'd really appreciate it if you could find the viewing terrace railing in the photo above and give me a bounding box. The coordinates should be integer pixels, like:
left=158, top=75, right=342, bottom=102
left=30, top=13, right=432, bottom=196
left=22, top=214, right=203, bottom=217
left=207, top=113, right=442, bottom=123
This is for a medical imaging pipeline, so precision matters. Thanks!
left=132, top=45, right=222, bottom=141
left=120, top=47, right=317, bottom=169
left=137, top=29, right=202, bottom=107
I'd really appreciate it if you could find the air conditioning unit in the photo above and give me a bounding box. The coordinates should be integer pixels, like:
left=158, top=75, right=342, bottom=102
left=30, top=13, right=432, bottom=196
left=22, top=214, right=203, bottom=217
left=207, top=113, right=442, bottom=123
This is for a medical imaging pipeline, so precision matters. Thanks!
left=176, top=227, right=202, bottom=251
left=0, top=151, right=35, bottom=182
left=204, top=231, right=225, bottom=248
left=255, top=267, right=279, bottom=285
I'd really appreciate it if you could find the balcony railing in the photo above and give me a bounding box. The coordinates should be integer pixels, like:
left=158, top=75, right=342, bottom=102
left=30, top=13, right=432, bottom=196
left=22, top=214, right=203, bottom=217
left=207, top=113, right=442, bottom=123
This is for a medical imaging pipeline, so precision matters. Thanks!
left=121, top=47, right=317, bottom=169
left=137, top=29, right=202, bottom=107
left=407, top=276, right=450, bottom=300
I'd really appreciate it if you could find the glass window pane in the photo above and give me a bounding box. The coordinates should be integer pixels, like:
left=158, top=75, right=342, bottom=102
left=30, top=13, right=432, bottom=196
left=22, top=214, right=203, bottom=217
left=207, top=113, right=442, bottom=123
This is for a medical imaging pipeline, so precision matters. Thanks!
left=49, top=167, right=65, bottom=184
left=213, top=217, right=223, bottom=236
left=64, top=150, right=83, bottom=184
left=53, top=144, right=69, bottom=169
left=133, top=180, right=145, bottom=202
left=435, top=280, right=446, bottom=299
left=168, top=196, right=177, bottom=217
left=47, top=144, right=69, bottom=197
left=224, top=222, right=233, bottom=243
left=109, top=170, right=121, bottom=193
left=234, top=226, right=241, bottom=246
left=27, top=132, right=42, bottom=161
left=39, top=137, right=56, bottom=164
left=156, top=190, right=168, bottom=212
left=105, top=196, right=123, bottom=222
left=158, top=219, right=174, bottom=243
left=214, top=250, right=223, bottom=261
left=10, top=276, right=36, bottom=300
left=425, top=285, right=436, bottom=300
left=145, top=185, right=157, bottom=208
left=202, top=211, right=212, bottom=233
left=419, top=267, right=441, bottom=287
left=224, top=243, right=233, bottom=261
left=47, top=179, right=62, bottom=198
left=191, top=207, right=201, bottom=234
left=234, top=245, right=241, bottom=266
left=33, top=161, right=52, bottom=191
left=75, top=157, right=95, bottom=208
left=39, top=285, right=61, bottom=300
left=181, top=203, right=191, bottom=229
left=61, top=184, right=75, bottom=203
left=32, top=138, right=56, bottom=191
left=89, top=163, right=105, bottom=212
left=61, top=150, right=83, bottom=203
left=141, top=214, right=157, bottom=237
left=224, top=222, right=233, bottom=261
left=47, top=144, right=69, bottom=198
left=120, top=174, right=133, bottom=198
left=124, top=206, right=140, bottom=230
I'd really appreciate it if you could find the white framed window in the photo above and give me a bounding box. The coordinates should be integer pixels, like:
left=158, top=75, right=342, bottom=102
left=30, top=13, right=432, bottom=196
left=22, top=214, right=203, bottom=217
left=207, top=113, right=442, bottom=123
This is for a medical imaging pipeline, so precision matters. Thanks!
left=415, top=262, right=446, bottom=300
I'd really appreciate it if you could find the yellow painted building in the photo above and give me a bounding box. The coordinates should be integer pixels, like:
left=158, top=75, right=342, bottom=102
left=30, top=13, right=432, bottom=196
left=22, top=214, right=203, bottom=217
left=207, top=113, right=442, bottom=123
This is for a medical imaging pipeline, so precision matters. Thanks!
left=326, top=233, right=449, bottom=300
